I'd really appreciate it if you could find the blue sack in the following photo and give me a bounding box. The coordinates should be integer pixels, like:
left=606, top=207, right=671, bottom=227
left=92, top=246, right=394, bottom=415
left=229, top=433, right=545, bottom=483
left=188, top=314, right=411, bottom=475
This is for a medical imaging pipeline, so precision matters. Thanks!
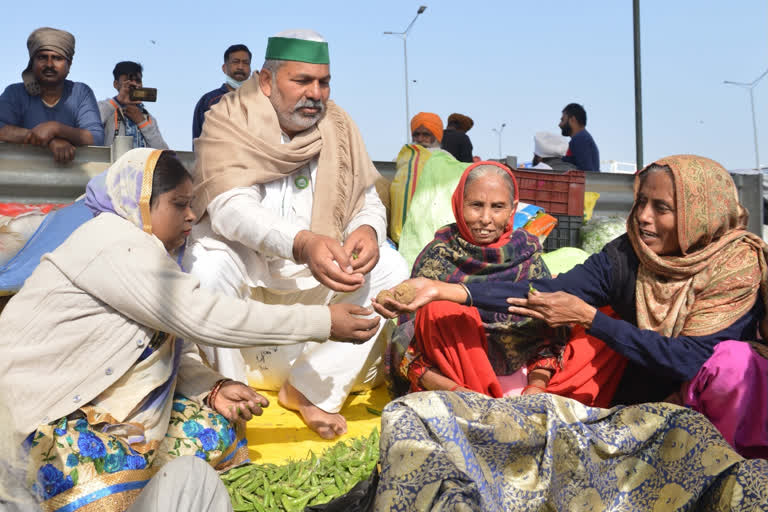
left=0, top=200, right=92, bottom=293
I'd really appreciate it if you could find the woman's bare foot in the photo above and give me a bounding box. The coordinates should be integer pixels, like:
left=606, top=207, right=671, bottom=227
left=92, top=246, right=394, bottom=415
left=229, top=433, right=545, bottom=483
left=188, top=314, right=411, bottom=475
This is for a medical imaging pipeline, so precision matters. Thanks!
left=278, top=382, right=347, bottom=440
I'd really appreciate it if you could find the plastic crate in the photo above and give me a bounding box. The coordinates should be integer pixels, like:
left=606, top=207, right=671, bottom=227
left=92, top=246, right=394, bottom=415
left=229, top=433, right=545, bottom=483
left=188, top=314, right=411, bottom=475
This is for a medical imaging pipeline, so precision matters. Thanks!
left=543, top=214, right=583, bottom=251
left=511, top=169, right=585, bottom=217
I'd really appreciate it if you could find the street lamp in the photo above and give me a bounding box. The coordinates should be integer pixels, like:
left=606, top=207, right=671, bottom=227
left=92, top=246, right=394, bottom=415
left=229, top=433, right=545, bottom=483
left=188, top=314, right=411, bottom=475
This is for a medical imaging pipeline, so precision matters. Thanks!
left=492, top=123, right=506, bottom=160
left=385, top=5, right=427, bottom=144
left=724, top=68, right=768, bottom=170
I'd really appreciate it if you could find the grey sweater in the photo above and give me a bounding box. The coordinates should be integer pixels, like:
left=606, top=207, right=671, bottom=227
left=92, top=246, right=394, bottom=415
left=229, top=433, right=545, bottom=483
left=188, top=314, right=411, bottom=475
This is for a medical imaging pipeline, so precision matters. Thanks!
left=98, top=98, right=169, bottom=149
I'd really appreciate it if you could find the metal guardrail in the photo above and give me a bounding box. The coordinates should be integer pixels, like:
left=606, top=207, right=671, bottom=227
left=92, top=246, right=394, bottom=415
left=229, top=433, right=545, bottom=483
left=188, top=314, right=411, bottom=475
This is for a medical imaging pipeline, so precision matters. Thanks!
left=0, top=142, right=762, bottom=236
left=0, top=142, right=397, bottom=204
left=583, top=170, right=764, bottom=237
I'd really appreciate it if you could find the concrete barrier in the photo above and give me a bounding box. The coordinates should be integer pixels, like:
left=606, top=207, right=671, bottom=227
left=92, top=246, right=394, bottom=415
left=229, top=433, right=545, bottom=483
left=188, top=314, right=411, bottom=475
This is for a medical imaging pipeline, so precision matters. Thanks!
left=0, top=142, right=761, bottom=236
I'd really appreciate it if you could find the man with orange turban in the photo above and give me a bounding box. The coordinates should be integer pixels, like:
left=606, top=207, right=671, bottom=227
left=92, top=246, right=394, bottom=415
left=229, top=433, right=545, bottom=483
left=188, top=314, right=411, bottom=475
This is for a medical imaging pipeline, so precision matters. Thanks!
left=410, top=112, right=443, bottom=149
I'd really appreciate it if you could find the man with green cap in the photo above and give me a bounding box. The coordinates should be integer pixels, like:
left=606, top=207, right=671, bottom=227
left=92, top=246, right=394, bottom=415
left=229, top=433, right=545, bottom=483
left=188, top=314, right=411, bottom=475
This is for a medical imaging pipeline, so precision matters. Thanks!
left=187, top=30, right=408, bottom=439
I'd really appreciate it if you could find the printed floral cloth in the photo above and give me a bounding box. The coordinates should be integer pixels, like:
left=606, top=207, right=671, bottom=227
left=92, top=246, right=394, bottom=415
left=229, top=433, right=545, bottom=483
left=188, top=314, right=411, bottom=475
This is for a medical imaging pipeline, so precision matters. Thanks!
left=27, top=395, right=247, bottom=512
left=375, top=392, right=768, bottom=511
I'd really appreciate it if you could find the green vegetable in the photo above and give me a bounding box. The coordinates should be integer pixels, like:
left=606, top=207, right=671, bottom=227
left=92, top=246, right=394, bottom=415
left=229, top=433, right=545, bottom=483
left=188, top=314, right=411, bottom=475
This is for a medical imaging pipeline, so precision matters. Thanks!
left=528, top=283, right=537, bottom=294
left=580, top=216, right=626, bottom=255
left=220, top=428, right=380, bottom=511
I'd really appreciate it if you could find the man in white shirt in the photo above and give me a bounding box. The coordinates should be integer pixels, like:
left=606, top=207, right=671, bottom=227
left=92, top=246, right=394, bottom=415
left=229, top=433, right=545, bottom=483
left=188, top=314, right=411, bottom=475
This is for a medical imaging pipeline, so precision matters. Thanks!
left=185, top=29, right=408, bottom=439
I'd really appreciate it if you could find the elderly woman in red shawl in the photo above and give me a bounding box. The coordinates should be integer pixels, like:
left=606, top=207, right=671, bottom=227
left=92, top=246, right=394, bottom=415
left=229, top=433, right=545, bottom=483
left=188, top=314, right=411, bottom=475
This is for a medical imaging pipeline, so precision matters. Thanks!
left=377, top=155, right=768, bottom=459
left=385, top=161, right=566, bottom=397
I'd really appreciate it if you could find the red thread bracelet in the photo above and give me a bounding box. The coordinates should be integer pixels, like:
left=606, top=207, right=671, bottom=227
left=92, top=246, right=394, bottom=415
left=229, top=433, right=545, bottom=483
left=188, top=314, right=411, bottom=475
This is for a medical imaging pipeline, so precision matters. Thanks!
left=522, top=384, right=547, bottom=394
left=449, top=384, right=459, bottom=391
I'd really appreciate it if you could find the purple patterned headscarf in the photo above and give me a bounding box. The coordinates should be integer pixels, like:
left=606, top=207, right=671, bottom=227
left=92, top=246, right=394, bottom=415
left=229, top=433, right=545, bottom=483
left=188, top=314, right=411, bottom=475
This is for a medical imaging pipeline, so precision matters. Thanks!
left=85, top=148, right=159, bottom=231
left=84, top=148, right=187, bottom=268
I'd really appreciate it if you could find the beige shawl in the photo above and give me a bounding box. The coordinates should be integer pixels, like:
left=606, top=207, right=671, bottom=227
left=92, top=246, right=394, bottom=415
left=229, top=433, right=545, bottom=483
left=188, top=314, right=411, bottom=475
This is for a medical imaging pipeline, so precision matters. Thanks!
left=192, top=76, right=380, bottom=241
left=627, top=155, right=768, bottom=338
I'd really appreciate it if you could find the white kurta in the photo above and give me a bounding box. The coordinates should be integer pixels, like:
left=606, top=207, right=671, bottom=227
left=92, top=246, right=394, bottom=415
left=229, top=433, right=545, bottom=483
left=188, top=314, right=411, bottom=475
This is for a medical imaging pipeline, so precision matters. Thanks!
left=186, top=141, right=408, bottom=413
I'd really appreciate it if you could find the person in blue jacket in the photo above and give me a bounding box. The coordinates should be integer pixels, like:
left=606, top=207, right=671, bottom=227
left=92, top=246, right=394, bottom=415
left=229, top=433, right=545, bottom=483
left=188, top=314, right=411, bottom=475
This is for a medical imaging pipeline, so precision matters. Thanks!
left=374, top=154, right=768, bottom=459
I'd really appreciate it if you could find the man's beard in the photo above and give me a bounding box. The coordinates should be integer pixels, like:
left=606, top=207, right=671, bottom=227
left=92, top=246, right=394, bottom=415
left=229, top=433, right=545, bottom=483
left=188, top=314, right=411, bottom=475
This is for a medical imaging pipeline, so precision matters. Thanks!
left=560, top=123, right=572, bottom=137
left=270, top=88, right=326, bottom=133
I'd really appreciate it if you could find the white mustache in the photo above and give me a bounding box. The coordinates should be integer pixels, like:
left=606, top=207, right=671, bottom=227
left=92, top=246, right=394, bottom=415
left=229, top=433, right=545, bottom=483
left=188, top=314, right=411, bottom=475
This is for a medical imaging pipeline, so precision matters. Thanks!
left=293, top=99, right=324, bottom=112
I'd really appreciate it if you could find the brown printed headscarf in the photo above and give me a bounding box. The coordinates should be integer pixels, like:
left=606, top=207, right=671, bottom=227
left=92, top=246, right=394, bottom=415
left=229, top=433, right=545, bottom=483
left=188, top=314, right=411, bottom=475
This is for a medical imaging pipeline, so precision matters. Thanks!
left=22, top=27, right=75, bottom=96
left=627, top=155, right=768, bottom=338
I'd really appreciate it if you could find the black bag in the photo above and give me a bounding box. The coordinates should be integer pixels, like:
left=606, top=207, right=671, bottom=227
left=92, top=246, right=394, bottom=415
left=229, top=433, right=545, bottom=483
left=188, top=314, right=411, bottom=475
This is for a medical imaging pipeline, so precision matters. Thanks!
left=304, top=467, right=378, bottom=512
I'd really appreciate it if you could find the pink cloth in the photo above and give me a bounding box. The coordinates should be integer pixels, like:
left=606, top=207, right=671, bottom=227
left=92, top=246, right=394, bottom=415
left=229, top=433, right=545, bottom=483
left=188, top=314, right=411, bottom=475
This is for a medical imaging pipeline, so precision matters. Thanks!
left=498, top=367, right=528, bottom=397
left=682, top=340, right=768, bottom=459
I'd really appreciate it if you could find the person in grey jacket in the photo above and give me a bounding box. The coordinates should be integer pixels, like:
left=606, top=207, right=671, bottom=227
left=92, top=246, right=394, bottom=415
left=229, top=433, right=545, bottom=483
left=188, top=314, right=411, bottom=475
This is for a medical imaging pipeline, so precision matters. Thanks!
left=0, top=148, right=378, bottom=510
left=98, top=61, right=168, bottom=149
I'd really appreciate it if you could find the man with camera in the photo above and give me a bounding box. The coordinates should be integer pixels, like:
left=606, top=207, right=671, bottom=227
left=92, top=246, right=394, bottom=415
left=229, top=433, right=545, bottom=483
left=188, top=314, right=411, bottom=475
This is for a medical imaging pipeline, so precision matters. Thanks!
left=0, top=27, right=104, bottom=163
left=98, top=61, right=168, bottom=150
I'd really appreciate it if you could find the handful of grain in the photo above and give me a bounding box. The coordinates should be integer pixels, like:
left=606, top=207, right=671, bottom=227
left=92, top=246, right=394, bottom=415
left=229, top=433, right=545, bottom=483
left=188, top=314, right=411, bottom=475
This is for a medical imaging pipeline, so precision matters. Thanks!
left=375, top=282, right=416, bottom=305
left=221, top=428, right=379, bottom=512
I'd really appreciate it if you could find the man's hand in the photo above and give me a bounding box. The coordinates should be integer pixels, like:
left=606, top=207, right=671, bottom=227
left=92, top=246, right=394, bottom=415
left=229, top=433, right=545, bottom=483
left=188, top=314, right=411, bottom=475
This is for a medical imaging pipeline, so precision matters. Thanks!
left=293, top=230, right=364, bottom=292
left=47, top=138, right=75, bottom=163
left=343, top=225, right=379, bottom=275
left=506, top=289, right=596, bottom=328
left=116, top=80, right=141, bottom=105
left=123, top=104, right=146, bottom=125
left=25, top=121, right=61, bottom=146
left=212, top=381, right=269, bottom=423
left=329, top=303, right=380, bottom=343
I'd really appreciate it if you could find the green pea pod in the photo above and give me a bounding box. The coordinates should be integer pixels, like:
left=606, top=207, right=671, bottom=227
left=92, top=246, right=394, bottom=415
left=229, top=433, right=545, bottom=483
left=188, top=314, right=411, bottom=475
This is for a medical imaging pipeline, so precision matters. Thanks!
left=277, top=484, right=301, bottom=498
left=282, top=487, right=321, bottom=512
left=223, top=465, right=253, bottom=482
left=529, top=283, right=537, bottom=294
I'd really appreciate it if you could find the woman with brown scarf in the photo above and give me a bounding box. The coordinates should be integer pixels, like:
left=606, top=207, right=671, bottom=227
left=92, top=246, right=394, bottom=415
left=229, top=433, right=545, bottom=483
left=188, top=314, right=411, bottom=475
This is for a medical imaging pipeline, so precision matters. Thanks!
left=374, top=154, right=768, bottom=459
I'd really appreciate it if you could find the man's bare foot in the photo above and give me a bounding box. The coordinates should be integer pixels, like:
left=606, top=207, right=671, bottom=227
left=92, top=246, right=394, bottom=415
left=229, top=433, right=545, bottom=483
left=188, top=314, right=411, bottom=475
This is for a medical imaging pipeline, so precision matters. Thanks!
left=278, top=382, right=347, bottom=440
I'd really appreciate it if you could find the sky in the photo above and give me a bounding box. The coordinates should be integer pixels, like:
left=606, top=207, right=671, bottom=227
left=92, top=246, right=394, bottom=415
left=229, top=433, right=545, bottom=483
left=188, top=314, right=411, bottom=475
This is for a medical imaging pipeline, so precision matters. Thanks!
left=2, top=1, right=767, bottom=170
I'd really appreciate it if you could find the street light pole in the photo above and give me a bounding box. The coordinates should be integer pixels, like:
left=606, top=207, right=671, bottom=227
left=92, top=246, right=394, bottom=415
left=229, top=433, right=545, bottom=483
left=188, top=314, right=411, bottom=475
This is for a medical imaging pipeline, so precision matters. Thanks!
left=385, top=6, right=427, bottom=144
left=724, top=68, right=768, bottom=170
left=492, top=123, right=506, bottom=160
left=633, top=0, right=644, bottom=172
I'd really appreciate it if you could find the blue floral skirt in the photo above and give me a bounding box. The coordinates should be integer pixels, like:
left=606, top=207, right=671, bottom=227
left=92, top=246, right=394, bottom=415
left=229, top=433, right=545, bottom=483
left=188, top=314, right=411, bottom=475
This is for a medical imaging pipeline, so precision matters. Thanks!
left=27, top=394, right=248, bottom=512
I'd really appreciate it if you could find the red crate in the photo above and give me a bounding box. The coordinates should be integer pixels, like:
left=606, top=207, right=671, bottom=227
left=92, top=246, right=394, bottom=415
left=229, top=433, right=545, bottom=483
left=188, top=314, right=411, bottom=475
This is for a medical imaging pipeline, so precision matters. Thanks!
left=511, top=169, right=585, bottom=217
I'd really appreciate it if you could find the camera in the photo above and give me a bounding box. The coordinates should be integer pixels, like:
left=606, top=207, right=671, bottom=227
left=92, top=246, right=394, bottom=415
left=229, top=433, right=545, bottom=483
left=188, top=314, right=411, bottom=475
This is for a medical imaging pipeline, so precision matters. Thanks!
left=129, top=87, right=157, bottom=102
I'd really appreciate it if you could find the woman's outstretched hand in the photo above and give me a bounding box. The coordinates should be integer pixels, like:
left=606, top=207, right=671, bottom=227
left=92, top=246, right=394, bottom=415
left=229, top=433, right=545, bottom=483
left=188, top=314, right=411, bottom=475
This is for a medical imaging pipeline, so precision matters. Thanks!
left=506, top=289, right=597, bottom=328
left=371, top=277, right=455, bottom=318
left=213, top=381, right=269, bottom=423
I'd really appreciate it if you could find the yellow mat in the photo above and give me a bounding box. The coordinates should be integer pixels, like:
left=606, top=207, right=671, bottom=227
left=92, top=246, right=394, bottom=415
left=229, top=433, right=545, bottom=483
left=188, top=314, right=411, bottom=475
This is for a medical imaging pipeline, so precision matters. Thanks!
left=245, top=385, right=391, bottom=464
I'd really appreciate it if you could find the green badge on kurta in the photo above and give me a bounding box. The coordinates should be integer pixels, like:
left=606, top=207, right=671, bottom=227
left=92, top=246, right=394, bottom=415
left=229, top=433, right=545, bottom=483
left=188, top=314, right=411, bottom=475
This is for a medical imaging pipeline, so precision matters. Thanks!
left=295, top=175, right=310, bottom=189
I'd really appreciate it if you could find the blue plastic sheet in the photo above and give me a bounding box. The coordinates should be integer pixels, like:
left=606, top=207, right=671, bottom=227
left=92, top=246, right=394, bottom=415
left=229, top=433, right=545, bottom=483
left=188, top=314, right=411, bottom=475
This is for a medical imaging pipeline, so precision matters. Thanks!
left=0, top=200, right=92, bottom=292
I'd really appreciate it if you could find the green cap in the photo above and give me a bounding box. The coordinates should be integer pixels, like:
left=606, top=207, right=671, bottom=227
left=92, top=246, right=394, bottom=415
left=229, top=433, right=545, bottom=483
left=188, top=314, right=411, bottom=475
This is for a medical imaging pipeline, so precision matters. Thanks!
left=265, top=37, right=329, bottom=64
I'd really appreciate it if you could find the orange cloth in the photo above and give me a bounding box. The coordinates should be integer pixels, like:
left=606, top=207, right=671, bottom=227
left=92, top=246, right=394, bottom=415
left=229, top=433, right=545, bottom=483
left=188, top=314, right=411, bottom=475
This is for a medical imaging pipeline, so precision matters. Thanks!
left=414, top=300, right=503, bottom=398
left=410, top=112, right=443, bottom=142
left=545, top=307, right=627, bottom=408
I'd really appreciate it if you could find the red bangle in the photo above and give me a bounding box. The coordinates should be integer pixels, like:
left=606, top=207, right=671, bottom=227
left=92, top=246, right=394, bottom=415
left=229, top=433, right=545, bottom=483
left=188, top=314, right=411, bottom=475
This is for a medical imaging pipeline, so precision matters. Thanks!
left=207, top=378, right=231, bottom=408
left=522, top=384, right=547, bottom=394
